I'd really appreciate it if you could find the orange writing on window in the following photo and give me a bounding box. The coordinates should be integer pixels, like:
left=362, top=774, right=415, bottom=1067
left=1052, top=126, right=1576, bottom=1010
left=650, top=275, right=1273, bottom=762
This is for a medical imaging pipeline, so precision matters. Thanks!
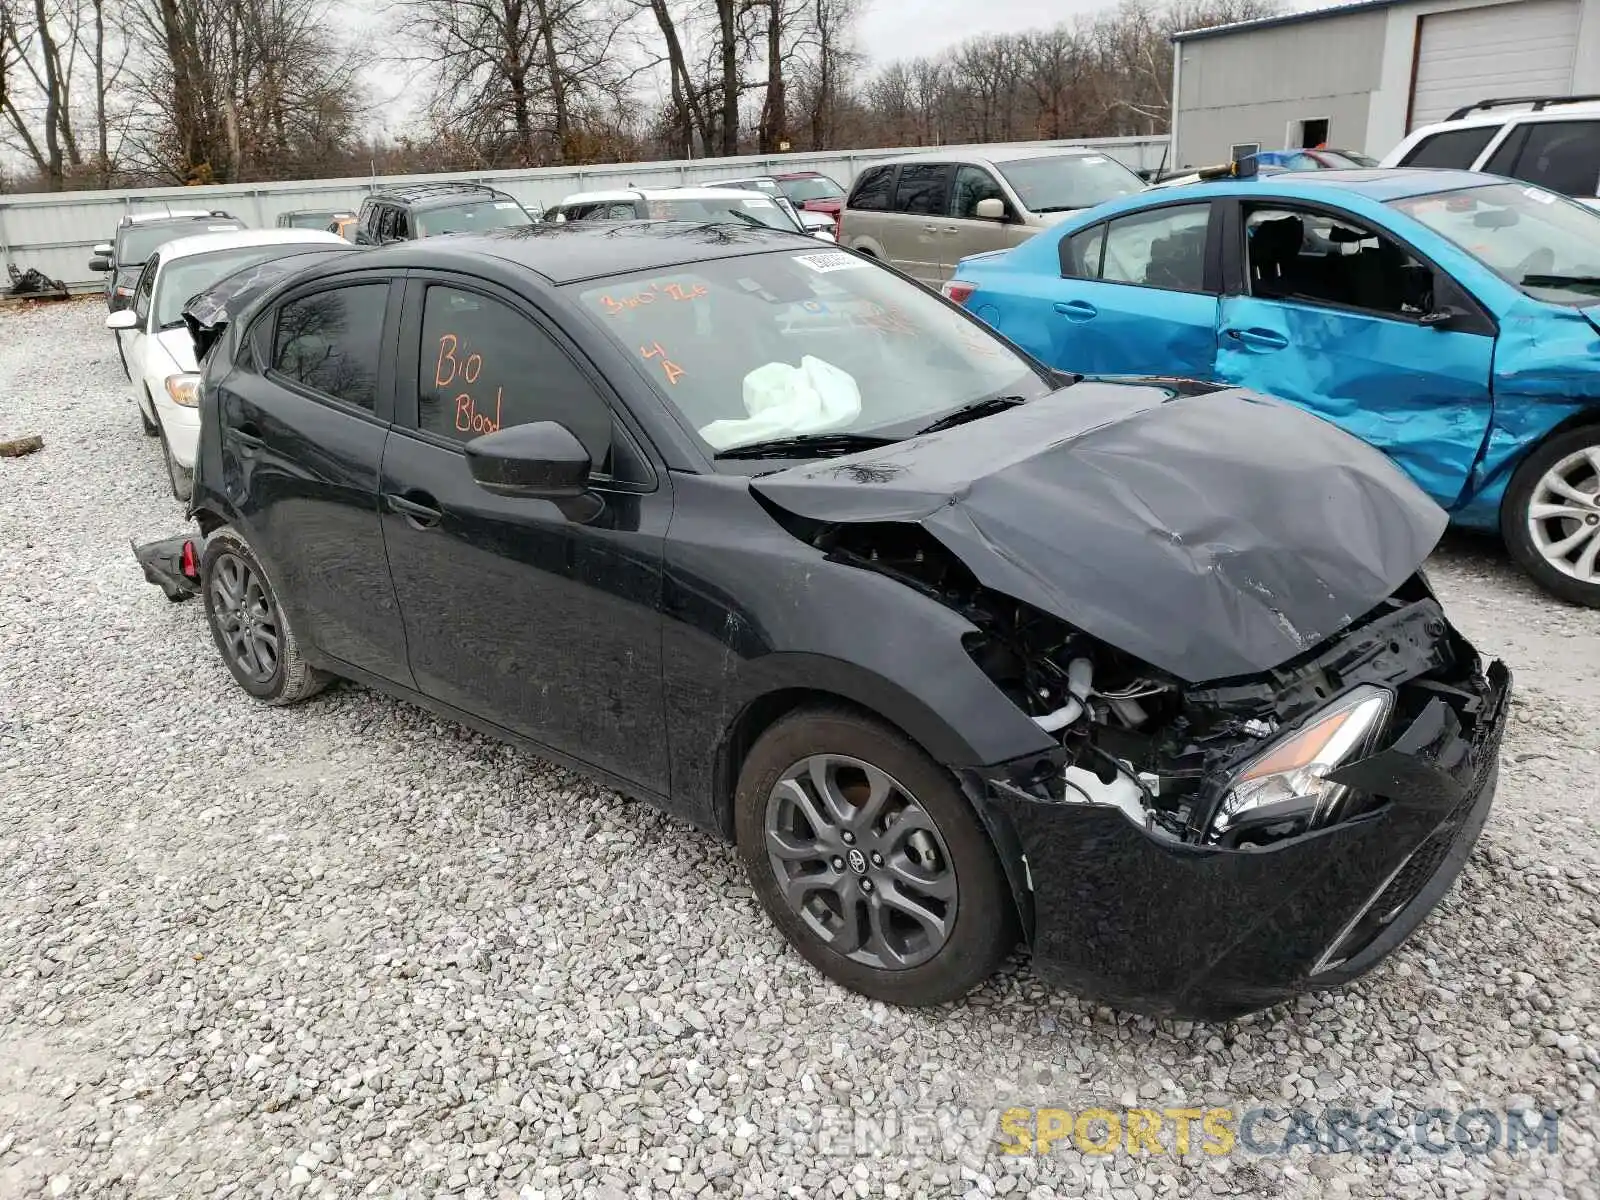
left=640, top=341, right=686, bottom=386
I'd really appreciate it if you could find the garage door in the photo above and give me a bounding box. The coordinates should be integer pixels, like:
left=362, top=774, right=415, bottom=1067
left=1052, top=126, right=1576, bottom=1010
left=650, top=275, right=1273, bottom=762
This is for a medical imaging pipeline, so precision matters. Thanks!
left=1409, top=0, right=1580, bottom=130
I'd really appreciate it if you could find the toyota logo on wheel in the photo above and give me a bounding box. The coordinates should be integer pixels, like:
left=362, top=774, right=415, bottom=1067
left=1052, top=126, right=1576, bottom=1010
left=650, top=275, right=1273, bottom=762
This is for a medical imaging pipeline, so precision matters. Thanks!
left=847, top=847, right=868, bottom=875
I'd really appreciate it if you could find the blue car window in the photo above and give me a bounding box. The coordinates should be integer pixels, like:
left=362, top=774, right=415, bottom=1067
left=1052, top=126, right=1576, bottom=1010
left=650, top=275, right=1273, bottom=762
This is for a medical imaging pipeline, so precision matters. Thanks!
left=1100, top=205, right=1211, bottom=292
left=1391, top=181, right=1600, bottom=305
left=1061, top=224, right=1106, bottom=278
left=1245, top=206, right=1433, bottom=318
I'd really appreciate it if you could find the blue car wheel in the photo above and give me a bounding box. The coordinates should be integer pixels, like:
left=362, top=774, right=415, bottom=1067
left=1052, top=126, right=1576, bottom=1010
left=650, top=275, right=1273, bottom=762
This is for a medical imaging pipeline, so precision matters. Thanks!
left=1502, top=424, right=1600, bottom=608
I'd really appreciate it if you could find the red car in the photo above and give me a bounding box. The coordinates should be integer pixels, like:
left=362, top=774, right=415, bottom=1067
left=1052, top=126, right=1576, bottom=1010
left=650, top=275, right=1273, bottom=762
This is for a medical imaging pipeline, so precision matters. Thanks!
left=716, top=172, right=849, bottom=237
left=774, top=171, right=847, bottom=235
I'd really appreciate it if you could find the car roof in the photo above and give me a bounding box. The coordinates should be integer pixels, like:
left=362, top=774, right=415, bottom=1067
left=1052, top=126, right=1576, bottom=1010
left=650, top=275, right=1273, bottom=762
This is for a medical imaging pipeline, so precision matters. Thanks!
left=1150, top=167, right=1498, bottom=204
left=152, top=228, right=349, bottom=262
left=870, top=146, right=1104, bottom=169
left=370, top=181, right=517, bottom=209
left=557, top=186, right=782, bottom=205
left=353, top=220, right=811, bottom=285
left=1411, top=97, right=1600, bottom=134
left=122, top=209, right=234, bottom=225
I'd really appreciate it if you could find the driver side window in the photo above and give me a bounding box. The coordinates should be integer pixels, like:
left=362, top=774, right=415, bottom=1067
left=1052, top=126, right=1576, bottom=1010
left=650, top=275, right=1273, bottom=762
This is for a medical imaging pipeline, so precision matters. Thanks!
left=949, top=166, right=1005, bottom=220
left=1244, top=206, right=1434, bottom=320
left=133, top=255, right=159, bottom=321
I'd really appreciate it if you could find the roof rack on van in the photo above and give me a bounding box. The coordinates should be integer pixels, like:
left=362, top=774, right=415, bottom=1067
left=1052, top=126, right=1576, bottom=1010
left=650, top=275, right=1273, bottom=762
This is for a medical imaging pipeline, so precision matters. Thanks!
left=1445, top=94, right=1600, bottom=121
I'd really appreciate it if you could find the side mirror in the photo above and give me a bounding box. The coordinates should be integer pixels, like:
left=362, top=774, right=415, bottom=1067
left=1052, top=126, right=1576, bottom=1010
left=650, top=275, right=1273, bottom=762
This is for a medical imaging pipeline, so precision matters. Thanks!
left=106, top=309, right=139, bottom=331
left=1419, top=306, right=1464, bottom=330
left=466, top=421, right=592, bottom=499
left=90, top=255, right=112, bottom=272
left=974, top=197, right=1007, bottom=221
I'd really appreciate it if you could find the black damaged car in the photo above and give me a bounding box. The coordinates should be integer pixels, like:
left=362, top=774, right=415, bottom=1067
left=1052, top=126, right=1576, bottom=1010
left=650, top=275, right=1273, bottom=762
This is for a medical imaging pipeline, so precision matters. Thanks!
left=136, top=223, right=1510, bottom=1019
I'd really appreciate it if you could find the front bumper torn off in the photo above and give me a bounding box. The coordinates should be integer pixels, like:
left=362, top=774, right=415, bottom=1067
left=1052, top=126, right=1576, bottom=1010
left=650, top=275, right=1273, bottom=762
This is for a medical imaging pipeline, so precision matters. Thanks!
left=983, top=659, right=1512, bottom=1021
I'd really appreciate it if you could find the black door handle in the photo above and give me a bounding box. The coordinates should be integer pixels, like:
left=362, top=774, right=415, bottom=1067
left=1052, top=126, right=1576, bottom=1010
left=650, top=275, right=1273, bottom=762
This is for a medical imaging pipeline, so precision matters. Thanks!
left=386, top=492, right=443, bottom=528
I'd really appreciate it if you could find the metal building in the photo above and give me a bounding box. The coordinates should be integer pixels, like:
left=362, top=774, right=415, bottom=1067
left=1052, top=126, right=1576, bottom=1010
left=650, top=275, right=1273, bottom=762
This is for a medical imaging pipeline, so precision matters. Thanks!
left=1169, top=0, right=1600, bottom=168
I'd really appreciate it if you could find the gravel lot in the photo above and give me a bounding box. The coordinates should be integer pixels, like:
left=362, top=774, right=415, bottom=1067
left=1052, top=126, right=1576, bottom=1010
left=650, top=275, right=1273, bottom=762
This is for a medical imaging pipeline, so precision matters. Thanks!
left=1, top=299, right=1596, bottom=1200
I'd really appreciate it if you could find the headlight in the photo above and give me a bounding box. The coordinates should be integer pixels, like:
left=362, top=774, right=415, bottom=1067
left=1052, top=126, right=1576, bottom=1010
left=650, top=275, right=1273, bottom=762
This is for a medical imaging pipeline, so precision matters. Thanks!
left=1208, top=686, right=1392, bottom=844
left=165, top=373, right=202, bottom=407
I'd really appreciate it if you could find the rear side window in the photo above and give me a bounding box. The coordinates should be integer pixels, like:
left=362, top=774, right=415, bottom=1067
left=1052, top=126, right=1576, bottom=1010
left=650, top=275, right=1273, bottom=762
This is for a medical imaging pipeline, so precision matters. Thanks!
left=1491, top=120, right=1600, bottom=198
left=1061, top=224, right=1106, bottom=278
left=417, top=285, right=612, bottom=463
left=893, top=164, right=950, bottom=215
left=1100, top=205, right=1211, bottom=292
left=848, top=166, right=894, bottom=211
left=1397, top=126, right=1499, bottom=169
left=273, top=283, right=389, bottom=411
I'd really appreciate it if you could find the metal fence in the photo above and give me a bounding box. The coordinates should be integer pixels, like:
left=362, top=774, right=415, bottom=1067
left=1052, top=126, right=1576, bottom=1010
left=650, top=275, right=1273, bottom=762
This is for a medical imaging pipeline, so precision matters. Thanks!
left=0, top=136, right=1169, bottom=294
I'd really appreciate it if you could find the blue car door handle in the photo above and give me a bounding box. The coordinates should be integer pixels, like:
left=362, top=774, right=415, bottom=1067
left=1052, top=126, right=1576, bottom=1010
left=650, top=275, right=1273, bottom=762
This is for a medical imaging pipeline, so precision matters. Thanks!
left=1225, top=327, right=1289, bottom=351
left=1053, top=300, right=1097, bottom=322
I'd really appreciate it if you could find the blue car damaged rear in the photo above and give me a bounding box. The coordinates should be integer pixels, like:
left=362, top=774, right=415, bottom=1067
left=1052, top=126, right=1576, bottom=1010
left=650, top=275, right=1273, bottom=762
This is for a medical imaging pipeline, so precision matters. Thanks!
left=950, top=169, right=1600, bottom=606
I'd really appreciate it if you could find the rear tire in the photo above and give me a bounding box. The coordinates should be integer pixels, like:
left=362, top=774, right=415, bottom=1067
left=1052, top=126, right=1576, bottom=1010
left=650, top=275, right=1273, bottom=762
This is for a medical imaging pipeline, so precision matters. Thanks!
left=734, top=706, right=1016, bottom=1006
left=1501, top=424, right=1600, bottom=608
left=200, top=527, right=330, bottom=705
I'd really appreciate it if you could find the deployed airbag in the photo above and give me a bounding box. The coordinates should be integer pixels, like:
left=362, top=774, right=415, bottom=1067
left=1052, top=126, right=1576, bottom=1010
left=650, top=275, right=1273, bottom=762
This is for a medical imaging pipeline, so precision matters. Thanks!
left=751, top=381, right=1448, bottom=683
left=700, top=355, right=862, bottom=450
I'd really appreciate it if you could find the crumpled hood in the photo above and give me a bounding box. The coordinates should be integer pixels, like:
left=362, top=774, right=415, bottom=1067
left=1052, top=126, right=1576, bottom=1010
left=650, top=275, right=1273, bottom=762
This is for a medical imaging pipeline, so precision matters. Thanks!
left=751, top=380, right=1448, bottom=683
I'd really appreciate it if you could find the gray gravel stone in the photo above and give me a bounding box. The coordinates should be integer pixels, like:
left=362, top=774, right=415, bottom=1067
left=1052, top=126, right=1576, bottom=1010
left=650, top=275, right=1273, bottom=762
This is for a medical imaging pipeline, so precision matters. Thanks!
left=0, top=300, right=1597, bottom=1199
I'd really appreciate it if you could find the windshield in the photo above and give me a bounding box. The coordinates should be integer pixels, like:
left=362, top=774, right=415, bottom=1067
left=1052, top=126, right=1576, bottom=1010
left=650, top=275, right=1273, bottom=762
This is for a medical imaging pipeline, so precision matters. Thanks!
left=1390, top=182, right=1600, bottom=305
left=284, top=211, right=342, bottom=229
left=153, top=245, right=324, bottom=328
left=573, top=246, right=1048, bottom=457
left=780, top=176, right=844, bottom=203
left=417, top=198, right=536, bottom=236
left=118, top=221, right=242, bottom=265
left=648, top=195, right=801, bottom=232
left=994, top=154, right=1145, bottom=213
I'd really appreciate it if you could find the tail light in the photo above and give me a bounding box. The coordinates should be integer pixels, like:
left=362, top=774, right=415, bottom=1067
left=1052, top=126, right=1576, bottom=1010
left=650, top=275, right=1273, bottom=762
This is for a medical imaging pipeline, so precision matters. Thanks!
left=179, top=541, right=199, bottom=580
left=941, top=280, right=977, bottom=305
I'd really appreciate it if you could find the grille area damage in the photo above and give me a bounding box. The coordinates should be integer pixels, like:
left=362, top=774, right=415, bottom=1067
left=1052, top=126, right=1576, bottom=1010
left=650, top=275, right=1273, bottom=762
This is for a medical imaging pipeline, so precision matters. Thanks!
left=816, top=520, right=1495, bottom=850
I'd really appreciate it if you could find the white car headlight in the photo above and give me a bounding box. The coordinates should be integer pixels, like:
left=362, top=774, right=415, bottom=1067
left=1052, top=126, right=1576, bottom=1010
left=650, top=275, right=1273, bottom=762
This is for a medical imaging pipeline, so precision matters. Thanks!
left=1209, top=686, right=1393, bottom=843
left=165, top=373, right=202, bottom=407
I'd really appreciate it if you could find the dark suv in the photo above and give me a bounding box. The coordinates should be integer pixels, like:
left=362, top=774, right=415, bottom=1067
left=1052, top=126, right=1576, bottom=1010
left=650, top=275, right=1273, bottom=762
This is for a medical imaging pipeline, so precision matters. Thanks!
left=352, top=181, right=541, bottom=245
left=91, top=210, right=244, bottom=312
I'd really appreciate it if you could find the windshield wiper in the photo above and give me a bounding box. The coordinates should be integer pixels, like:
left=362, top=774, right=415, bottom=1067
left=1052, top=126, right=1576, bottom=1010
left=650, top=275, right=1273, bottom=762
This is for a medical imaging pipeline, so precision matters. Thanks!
left=1522, top=273, right=1600, bottom=292
left=1030, top=205, right=1082, bottom=214
left=714, top=432, right=898, bottom=460
left=915, top=395, right=1029, bottom=436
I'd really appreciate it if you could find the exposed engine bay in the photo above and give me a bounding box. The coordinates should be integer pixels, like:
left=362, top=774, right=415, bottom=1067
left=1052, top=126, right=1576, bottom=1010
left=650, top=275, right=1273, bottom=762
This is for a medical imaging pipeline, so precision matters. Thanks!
left=817, top=522, right=1492, bottom=850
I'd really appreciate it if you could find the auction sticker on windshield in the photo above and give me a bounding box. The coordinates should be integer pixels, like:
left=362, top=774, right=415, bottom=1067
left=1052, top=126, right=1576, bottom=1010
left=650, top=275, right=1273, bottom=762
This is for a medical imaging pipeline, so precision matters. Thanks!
left=793, top=251, right=867, bottom=274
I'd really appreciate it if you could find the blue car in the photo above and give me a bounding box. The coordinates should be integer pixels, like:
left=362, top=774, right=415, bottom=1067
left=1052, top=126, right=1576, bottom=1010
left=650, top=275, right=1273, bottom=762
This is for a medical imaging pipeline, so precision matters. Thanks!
left=946, top=169, right=1600, bottom=607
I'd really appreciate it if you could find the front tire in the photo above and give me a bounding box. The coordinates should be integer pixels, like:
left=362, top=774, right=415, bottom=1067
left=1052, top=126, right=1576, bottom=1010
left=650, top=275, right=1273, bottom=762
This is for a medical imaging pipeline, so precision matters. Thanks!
left=734, top=707, right=1016, bottom=1006
left=156, top=421, right=192, bottom=502
left=139, top=390, right=159, bottom=437
left=200, top=527, right=330, bottom=705
left=1501, top=424, right=1600, bottom=607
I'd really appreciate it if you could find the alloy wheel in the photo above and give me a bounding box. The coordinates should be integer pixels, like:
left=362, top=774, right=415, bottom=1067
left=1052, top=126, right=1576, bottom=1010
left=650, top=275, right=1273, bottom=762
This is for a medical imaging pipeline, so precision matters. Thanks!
left=1527, top=446, right=1600, bottom=583
left=764, top=753, right=958, bottom=970
left=209, top=552, right=281, bottom=684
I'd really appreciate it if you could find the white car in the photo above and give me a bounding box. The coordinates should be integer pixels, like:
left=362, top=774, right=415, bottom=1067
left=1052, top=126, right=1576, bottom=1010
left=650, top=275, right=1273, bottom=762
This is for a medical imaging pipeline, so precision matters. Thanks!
left=1381, top=96, right=1600, bottom=210
left=546, top=186, right=837, bottom=241
left=106, top=228, right=351, bottom=500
